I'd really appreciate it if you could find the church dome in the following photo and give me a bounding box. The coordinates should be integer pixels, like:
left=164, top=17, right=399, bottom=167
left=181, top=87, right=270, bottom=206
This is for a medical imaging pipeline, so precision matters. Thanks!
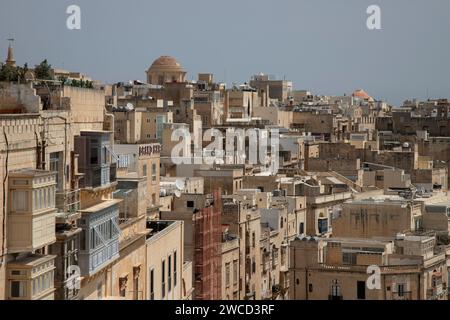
left=146, top=55, right=186, bottom=85
left=148, top=56, right=184, bottom=71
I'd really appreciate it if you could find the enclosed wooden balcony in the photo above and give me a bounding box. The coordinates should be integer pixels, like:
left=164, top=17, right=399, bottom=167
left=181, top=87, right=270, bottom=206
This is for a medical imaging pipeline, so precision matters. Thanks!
left=7, top=169, right=57, bottom=253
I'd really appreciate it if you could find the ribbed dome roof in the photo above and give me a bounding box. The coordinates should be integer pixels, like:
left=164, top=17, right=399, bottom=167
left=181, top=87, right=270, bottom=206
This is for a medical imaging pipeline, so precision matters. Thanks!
left=150, top=56, right=182, bottom=68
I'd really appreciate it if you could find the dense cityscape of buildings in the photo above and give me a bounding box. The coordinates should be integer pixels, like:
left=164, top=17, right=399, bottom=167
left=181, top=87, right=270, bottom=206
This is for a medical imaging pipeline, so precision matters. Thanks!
left=1, top=43, right=450, bottom=300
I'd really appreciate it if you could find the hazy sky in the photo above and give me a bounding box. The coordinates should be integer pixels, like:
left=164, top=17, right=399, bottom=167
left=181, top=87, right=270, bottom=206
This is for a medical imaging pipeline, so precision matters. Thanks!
left=1, top=0, right=449, bottom=105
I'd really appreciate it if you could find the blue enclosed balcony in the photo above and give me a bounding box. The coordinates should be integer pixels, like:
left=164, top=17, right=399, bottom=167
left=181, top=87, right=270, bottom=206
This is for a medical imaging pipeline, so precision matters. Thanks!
left=77, top=199, right=121, bottom=276
left=75, top=131, right=117, bottom=190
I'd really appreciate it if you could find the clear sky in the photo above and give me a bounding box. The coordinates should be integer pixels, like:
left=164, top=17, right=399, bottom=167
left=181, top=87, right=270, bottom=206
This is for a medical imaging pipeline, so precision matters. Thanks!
left=1, top=0, right=449, bottom=105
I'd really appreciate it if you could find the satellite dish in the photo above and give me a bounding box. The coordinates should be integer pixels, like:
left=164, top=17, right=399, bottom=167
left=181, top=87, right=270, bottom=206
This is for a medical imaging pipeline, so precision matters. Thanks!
left=175, top=179, right=185, bottom=191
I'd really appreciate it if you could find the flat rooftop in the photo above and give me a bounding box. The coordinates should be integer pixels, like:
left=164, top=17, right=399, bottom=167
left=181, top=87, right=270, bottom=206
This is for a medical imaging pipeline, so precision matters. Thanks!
left=79, top=199, right=122, bottom=214
left=348, top=195, right=409, bottom=205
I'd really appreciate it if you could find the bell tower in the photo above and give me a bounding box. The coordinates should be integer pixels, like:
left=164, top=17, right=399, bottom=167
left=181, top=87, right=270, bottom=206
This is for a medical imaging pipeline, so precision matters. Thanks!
left=5, top=38, right=16, bottom=67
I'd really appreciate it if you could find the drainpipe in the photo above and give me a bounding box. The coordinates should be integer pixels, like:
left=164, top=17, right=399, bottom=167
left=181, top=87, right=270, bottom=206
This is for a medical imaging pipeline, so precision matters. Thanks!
left=305, top=268, right=308, bottom=300
left=1, top=129, right=10, bottom=266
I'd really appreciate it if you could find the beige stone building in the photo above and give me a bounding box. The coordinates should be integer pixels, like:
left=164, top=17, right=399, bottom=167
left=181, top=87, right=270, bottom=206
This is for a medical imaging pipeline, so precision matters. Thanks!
left=194, top=168, right=243, bottom=195
left=225, top=86, right=260, bottom=120
left=0, top=69, right=187, bottom=301
left=114, top=143, right=161, bottom=211
left=113, top=108, right=173, bottom=144
left=221, top=227, right=240, bottom=300
left=146, top=220, right=189, bottom=300
left=333, top=196, right=422, bottom=238
left=249, top=74, right=292, bottom=103
left=0, top=80, right=112, bottom=300
left=222, top=194, right=262, bottom=300
left=161, top=192, right=222, bottom=300
left=280, top=176, right=352, bottom=236
left=252, top=106, right=293, bottom=128
left=193, top=73, right=225, bottom=127
left=289, top=235, right=448, bottom=300
left=423, top=201, right=450, bottom=236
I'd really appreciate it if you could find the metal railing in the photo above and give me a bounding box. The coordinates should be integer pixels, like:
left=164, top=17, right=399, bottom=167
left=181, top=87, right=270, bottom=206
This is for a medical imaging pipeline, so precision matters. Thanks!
left=55, top=189, right=81, bottom=214
left=392, top=291, right=412, bottom=300
left=80, top=164, right=116, bottom=188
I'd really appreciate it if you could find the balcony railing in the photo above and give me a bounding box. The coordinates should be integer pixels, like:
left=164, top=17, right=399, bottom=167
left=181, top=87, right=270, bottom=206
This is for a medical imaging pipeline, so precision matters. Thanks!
left=392, top=291, right=412, bottom=300
left=427, top=285, right=446, bottom=300
left=80, top=164, right=116, bottom=189
left=55, top=189, right=81, bottom=214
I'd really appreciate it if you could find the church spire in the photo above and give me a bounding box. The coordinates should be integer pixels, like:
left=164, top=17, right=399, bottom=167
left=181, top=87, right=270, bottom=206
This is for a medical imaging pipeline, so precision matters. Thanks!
left=5, top=39, right=16, bottom=67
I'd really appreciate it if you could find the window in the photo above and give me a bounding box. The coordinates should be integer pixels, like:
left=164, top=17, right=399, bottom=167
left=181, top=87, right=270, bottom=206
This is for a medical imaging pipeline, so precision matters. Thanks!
left=308, top=283, right=313, bottom=293
left=89, top=229, right=95, bottom=250
left=151, top=163, right=157, bottom=183
left=142, top=164, right=147, bottom=177
left=119, top=285, right=126, bottom=298
left=397, top=284, right=405, bottom=297
left=50, top=152, right=63, bottom=191
left=187, top=201, right=194, bottom=208
left=80, top=231, right=86, bottom=251
left=12, top=190, right=28, bottom=212
left=161, top=260, right=166, bottom=298
left=318, top=218, right=328, bottom=234
left=168, top=255, right=172, bottom=292
left=343, top=252, right=357, bottom=265
left=32, top=278, right=38, bottom=296
left=299, top=222, right=304, bottom=234
left=357, top=281, right=366, bottom=299
left=331, top=280, right=341, bottom=299
left=43, top=188, right=47, bottom=209
left=90, top=147, right=99, bottom=165
left=173, top=251, right=177, bottom=287
left=233, top=260, right=238, bottom=285
left=33, top=190, right=38, bottom=210
left=97, top=283, right=102, bottom=300
left=10, top=281, right=25, bottom=298
left=149, top=268, right=154, bottom=300
left=225, top=263, right=231, bottom=287
left=252, top=232, right=256, bottom=248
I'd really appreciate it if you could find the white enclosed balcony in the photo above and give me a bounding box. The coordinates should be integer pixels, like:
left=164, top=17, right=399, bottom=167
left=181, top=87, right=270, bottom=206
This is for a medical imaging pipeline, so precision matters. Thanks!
left=7, top=254, right=56, bottom=300
left=7, top=169, right=57, bottom=253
